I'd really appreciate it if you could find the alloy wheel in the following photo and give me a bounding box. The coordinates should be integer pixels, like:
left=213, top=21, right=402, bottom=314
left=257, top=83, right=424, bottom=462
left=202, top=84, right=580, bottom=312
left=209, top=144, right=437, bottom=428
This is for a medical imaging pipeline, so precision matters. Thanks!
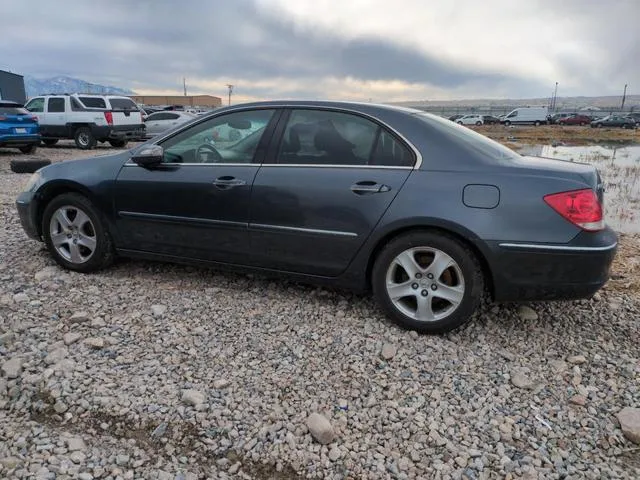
left=49, top=206, right=97, bottom=264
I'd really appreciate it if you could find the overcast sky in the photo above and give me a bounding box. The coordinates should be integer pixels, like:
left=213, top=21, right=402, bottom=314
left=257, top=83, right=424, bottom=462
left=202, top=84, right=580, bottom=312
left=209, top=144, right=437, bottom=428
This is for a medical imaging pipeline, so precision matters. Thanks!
left=1, top=0, right=638, bottom=102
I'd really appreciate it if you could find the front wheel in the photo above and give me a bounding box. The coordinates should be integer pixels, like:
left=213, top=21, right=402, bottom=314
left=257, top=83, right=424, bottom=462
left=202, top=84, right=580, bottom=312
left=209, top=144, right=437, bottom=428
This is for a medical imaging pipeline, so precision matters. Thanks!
left=371, top=231, right=484, bottom=334
left=596, top=123, right=603, bottom=128
left=475, top=121, right=482, bottom=126
left=42, top=193, right=114, bottom=273
left=19, top=145, right=37, bottom=154
left=534, top=121, right=541, bottom=126
left=580, top=122, right=586, bottom=126
left=504, top=120, right=511, bottom=126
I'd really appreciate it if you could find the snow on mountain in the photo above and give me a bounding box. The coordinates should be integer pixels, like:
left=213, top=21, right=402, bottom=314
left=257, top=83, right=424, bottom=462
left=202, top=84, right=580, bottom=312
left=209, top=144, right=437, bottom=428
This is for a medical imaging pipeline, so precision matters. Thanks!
left=25, top=75, right=135, bottom=97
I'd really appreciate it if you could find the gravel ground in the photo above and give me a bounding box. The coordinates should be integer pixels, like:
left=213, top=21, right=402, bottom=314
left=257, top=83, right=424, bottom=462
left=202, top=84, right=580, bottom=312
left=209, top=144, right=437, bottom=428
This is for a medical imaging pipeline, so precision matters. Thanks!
left=1, top=143, right=640, bottom=479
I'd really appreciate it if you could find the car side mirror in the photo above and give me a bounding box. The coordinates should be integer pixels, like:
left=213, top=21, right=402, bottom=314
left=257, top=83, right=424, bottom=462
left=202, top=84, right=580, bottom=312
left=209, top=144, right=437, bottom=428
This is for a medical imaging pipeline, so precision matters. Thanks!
left=132, top=145, right=163, bottom=167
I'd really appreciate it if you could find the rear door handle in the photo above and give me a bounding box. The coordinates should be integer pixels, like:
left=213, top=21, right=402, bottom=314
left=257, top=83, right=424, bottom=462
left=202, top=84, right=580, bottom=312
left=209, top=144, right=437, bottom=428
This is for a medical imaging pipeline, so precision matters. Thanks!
left=350, top=181, right=391, bottom=195
left=213, top=176, right=246, bottom=189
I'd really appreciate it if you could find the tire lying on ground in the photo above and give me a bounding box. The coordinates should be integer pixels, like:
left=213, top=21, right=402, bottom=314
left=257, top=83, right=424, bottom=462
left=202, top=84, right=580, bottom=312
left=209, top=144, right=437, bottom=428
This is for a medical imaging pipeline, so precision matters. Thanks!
left=10, top=159, right=52, bottom=174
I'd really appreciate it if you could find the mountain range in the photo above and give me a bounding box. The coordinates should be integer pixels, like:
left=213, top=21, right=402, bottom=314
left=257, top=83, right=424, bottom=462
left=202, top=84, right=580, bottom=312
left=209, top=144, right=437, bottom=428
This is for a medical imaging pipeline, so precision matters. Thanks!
left=24, top=75, right=135, bottom=97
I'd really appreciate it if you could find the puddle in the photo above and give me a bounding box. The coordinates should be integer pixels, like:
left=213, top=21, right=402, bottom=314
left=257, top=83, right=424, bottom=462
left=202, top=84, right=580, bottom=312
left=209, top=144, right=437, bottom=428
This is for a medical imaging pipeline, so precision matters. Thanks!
left=517, top=144, right=640, bottom=234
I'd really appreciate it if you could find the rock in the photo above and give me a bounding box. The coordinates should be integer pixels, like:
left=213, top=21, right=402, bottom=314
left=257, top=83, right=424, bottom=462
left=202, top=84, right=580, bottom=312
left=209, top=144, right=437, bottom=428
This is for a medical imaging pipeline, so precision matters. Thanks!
left=116, top=454, right=130, bottom=466
left=69, top=451, right=86, bottom=464
left=13, top=292, right=29, bottom=303
left=328, top=446, right=341, bottom=461
left=45, top=347, right=68, bottom=364
left=151, top=421, right=168, bottom=438
left=398, top=457, right=411, bottom=471
left=63, top=332, right=82, bottom=345
left=78, top=473, right=94, bottom=480
left=381, top=342, right=397, bottom=360
left=54, top=400, right=68, bottom=413
left=84, top=337, right=104, bottom=349
left=151, top=304, right=167, bottom=316
left=517, top=305, right=538, bottom=321
left=2, top=357, right=23, bottom=378
left=549, top=360, right=568, bottom=373
left=90, top=318, right=106, bottom=328
left=511, top=370, right=534, bottom=389
left=569, top=395, right=587, bottom=406
left=468, top=449, right=482, bottom=458
left=67, top=436, right=86, bottom=452
left=35, top=266, right=58, bottom=282
left=69, top=311, right=90, bottom=324
left=567, top=355, right=587, bottom=365
left=0, top=331, right=15, bottom=345
left=182, top=389, right=205, bottom=406
left=213, top=379, right=229, bottom=389
left=617, top=407, right=640, bottom=444
left=306, top=413, right=335, bottom=444
left=0, top=457, right=21, bottom=469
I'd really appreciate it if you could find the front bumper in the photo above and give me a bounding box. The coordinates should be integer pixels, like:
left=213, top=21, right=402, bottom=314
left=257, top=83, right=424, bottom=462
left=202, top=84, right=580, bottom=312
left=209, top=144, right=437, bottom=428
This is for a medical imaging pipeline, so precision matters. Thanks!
left=0, top=134, right=41, bottom=148
left=93, top=125, right=146, bottom=141
left=16, top=190, right=41, bottom=241
left=487, top=227, right=618, bottom=302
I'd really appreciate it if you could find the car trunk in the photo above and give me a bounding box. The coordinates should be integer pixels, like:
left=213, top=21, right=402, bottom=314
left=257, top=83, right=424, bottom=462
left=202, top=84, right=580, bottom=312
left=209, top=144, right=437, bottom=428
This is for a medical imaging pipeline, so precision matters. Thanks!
left=0, top=107, right=39, bottom=135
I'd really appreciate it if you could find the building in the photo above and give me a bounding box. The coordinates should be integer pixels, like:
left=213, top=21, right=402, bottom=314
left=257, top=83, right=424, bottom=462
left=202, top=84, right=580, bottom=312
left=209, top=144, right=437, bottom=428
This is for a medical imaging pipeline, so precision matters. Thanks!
left=129, top=94, right=222, bottom=108
left=0, top=70, right=27, bottom=104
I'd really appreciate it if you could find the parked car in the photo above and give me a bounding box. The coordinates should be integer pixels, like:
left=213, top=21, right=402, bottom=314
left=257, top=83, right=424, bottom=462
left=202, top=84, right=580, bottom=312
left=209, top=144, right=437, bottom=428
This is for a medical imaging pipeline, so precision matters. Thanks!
left=557, top=114, right=592, bottom=126
left=0, top=101, right=40, bottom=154
left=24, top=94, right=145, bottom=149
left=624, top=113, right=640, bottom=126
left=590, top=115, right=636, bottom=129
left=144, top=111, right=196, bottom=138
left=456, top=114, right=483, bottom=126
left=548, top=113, right=572, bottom=124
left=16, top=101, right=616, bottom=334
left=448, top=114, right=464, bottom=121
left=502, top=106, right=549, bottom=126
left=481, top=115, right=501, bottom=125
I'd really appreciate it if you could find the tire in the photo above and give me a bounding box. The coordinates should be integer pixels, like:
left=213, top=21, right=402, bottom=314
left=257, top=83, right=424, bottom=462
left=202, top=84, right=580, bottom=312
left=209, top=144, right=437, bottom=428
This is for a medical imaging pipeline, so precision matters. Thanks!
left=109, top=139, right=128, bottom=148
left=475, top=121, right=482, bottom=126
left=10, top=159, right=51, bottom=174
left=504, top=120, right=511, bottom=126
left=42, top=193, right=114, bottom=273
left=74, top=127, right=96, bottom=150
left=371, top=231, right=484, bottom=334
left=42, top=139, right=59, bottom=147
left=456, top=121, right=463, bottom=125
left=559, top=122, right=565, bottom=126
left=596, top=123, right=603, bottom=128
left=19, top=145, right=38, bottom=154
left=534, top=121, right=541, bottom=127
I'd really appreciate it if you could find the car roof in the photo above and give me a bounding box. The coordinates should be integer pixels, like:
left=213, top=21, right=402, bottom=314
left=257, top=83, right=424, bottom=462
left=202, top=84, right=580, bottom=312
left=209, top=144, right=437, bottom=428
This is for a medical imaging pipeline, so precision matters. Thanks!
left=216, top=100, right=426, bottom=116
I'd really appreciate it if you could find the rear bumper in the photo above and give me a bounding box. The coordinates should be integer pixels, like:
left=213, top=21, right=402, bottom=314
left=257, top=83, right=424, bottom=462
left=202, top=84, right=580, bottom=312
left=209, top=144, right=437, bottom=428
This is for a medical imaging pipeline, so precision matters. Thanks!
left=16, top=190, right=41, bottom=241
left=487, top=227, right=618, bottom=302
left=0, top=134, right=41, bottom=147
left=93, top=125, right=145, bottom=141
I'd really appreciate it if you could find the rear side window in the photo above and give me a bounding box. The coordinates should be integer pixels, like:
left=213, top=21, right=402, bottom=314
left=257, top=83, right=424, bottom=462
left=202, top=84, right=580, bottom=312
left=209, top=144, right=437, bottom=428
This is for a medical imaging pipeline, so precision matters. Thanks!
left=371, top=130, right=414, bottom=167
left=149, top=112, right=171, bottom=121
left=0, top=105, right=29, bottom=115
left=79, top=97, right=106, bottom=108
left=48, top=98, right=65, bottom=113
left=109, top=98, right=137, bottom=110
left=25, top=98, right=45, bottom=113
left=71, top=98, right=84, bottom=111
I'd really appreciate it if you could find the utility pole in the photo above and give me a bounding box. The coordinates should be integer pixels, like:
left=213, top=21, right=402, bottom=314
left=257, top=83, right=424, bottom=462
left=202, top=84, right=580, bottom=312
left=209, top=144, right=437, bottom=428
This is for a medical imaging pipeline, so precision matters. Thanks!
left=226, top=84, right=234, bottom=106
left=183, top=77, right=187, bottom=96
left=621, top=84, right=628, bottom=111
left=551, top=82, right=558, bottom=111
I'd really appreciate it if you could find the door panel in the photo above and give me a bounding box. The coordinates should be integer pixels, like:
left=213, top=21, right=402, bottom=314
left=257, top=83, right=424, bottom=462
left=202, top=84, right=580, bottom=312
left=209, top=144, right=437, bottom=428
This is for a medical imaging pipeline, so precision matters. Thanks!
left=114, top=164, right=259, bottom=263
left=250, top=167, right=410, bottom=275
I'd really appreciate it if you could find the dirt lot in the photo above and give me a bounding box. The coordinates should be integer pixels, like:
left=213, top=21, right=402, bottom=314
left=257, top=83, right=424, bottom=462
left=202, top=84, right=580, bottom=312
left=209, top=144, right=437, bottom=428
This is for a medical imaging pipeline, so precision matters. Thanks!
left=1, top=142, right=639, bottom=479
left=472, top=124, right=639, bottom=146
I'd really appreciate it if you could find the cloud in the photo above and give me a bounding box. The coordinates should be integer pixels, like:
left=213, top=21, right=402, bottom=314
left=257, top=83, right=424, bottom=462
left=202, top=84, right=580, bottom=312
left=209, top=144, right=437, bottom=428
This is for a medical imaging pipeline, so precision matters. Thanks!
left=0, top=0, right=637, bottom=100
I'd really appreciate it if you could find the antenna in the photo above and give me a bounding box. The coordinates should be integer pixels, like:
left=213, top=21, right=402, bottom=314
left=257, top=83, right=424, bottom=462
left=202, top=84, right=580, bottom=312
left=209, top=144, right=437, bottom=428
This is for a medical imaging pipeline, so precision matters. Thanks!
left=226, top=84, right=234, bottom=106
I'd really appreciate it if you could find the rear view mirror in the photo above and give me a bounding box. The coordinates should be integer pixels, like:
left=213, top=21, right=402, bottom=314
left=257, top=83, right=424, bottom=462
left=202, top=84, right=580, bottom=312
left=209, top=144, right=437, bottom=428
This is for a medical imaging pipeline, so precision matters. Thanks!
left=228, top=119, right=251, bottom=130
left=132, top=145, right=163, bottom=167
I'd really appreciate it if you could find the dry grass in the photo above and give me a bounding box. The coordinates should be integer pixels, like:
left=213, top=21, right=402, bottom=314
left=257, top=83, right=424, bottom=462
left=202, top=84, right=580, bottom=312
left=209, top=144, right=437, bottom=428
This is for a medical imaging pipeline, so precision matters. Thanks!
left=608, top=234, right=640, bottom=294
left=474, top=124, right=639, bottom=145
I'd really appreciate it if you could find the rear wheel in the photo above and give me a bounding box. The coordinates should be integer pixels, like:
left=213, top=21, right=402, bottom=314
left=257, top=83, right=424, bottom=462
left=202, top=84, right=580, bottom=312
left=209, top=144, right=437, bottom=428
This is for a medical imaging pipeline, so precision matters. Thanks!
left=42, top=139, right=59, bottom=147
left=504, top=120, right=511, bottom=126
left=19, top=145, right=37, bottom=154
left=74, top=127, right=96, bottom=150
left=580, top=122, right=586, bottom=126
left=534, top=120, right=541, bottom=126
left=475, top=121, right=482, bottom=126
left=372, top=231, right=484, bottom=334
left=42, top=193, right=114, bottom=272
left=559, top=121, right=566, bottom=126
left=596, top=123, right=603, bottom=128
left=109, top=139, right=128, bottom=148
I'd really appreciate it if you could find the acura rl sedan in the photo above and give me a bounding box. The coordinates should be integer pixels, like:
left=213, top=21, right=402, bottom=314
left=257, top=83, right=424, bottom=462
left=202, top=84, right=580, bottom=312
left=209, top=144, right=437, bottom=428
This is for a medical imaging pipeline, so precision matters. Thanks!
left=16, top=101, right=617, bottom=333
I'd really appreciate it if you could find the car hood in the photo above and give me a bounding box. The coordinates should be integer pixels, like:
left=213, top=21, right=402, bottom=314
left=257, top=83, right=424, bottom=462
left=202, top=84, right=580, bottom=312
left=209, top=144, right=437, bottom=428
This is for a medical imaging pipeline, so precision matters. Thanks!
left=39, top=150, right=131, bottom=183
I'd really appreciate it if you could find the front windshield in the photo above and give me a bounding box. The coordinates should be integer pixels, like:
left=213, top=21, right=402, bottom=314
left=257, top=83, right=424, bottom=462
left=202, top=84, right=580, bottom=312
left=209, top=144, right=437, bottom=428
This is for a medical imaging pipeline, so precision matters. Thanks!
left=415, top=112, right=521, bottom=162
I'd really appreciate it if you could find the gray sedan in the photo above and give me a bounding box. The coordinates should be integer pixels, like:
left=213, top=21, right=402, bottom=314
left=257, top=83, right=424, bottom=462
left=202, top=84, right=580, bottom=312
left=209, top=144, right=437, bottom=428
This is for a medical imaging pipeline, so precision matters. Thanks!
left=143, top=111, right=196, bottom=138
left=15, top=100, right=617, bottom=333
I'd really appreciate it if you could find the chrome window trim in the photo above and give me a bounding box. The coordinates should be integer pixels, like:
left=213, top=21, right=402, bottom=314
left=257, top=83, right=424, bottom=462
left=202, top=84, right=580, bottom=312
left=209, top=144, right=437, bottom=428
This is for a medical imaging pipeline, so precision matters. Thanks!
left=124, top=162, right=412, bottom=170
left=135, top=103, right=423, bottom=170
left=498, top=242, right=617, bottom=252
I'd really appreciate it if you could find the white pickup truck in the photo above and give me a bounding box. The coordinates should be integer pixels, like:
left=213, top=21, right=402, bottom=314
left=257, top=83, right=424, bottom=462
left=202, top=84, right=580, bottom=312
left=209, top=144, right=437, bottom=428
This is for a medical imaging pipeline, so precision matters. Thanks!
left=25, top=94, right=145, bottom=149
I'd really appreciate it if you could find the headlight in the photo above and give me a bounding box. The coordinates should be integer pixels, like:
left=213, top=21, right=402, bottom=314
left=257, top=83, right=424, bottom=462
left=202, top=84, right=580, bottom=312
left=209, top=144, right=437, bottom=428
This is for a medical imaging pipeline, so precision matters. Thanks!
left=24, top=171, right=42, bottom=192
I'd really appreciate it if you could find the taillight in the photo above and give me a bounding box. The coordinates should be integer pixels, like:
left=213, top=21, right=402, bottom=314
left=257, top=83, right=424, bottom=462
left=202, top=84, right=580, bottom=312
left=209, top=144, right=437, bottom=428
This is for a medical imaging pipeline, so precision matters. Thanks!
left=0, top=115, right=6, bottom=121
left=544, top=188, right=604, bottom=231
left=104, top=111, right=113, bottom=125
left=30, top=116, right=38, bottom=123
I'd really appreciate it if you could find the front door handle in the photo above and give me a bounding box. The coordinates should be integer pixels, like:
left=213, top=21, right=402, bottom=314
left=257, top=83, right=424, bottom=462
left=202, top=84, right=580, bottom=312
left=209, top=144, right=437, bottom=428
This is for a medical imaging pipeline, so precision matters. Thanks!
left=213, top=176, right=246, bottom=189
left=350, top=181, right=392, bottom=195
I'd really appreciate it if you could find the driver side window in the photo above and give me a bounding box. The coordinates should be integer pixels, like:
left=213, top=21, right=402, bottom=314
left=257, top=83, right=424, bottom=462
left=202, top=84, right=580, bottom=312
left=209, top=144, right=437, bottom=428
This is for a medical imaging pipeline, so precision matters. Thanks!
left=159, top=109, right=275, bottom=164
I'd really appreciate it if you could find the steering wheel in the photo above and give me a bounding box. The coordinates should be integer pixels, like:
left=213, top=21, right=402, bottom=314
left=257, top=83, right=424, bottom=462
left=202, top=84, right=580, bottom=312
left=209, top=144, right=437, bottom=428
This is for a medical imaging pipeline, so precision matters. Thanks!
left=196, top=143, right=223, bottom=163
